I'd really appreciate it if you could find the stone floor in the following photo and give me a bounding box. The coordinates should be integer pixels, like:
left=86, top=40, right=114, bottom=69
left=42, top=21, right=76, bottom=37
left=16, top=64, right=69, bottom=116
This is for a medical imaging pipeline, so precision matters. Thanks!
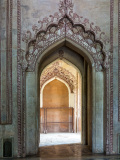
left=1, top=133, right=120, bottom=160
left=39, top=143, right=92, bottom=159
left=38, top=143, right=120, bottom=160
left=1, top=144, right=120, bottom=160
left=37, top=133, right=120, bottom=160
left=39, top=133, right=81, bottom=146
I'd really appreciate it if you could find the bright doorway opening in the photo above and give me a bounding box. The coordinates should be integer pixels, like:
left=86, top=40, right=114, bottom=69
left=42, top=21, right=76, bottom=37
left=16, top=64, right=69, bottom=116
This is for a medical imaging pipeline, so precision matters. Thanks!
left=39, top=59, right=82, bottom=147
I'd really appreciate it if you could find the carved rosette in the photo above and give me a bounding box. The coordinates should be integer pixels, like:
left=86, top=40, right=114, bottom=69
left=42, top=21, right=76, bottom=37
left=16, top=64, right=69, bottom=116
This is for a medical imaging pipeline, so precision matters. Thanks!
left=21, top=0, right=110, bottom=72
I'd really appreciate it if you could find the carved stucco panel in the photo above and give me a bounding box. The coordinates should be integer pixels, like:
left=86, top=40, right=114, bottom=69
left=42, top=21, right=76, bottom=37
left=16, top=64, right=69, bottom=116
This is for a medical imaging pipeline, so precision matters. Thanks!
left=20, top=0, right=111, bottom=72
left=40, top=61, right=76, bottom=93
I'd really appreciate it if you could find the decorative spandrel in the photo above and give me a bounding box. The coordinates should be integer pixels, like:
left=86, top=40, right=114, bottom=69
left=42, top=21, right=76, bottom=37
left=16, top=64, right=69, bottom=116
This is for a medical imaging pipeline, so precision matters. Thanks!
left=21, top=0, right=111, bottom=72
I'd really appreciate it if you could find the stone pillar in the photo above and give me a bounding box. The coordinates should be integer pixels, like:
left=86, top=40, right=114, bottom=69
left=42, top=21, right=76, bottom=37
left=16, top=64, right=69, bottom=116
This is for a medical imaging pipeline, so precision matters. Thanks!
left=82, top=60, right=87, bottom=145
left=92, top=69, right=104, bottom=153
left=26, top=72, right=38, bottom=155
left=1, top=0, right=7, bottom=124
left=87, top=65, right=92, bottom=149
left=77, top=72, right=82, bottom=133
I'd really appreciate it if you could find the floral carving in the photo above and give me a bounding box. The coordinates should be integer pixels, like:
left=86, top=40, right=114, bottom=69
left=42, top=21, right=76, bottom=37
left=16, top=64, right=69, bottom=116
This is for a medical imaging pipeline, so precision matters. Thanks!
left=59, top=50, right=64, bottom=59
left=21, top=0, right=110, bottom=72
left=40, top=61, right=76, bottom=93
left=22, top=31, right=32, bottom=43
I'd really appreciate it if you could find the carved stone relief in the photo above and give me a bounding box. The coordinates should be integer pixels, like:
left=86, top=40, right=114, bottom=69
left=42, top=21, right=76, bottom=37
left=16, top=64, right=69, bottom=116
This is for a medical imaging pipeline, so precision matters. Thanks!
left=16, top=0, right=114, bottom=157
left=20, top=0, right=111, bottom=72
left=40, top=61, right=76, bottom=93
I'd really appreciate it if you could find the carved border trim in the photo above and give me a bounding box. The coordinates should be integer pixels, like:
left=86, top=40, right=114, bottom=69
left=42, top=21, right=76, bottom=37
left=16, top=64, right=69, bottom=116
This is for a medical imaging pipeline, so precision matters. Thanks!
left=6, top=0, right=9, bottom=123
left=105, top=70, right=110, bottom=154
left=17, top=0, right=22, bottom=157
left=110, top=0, right=114, bottom=153
left=21, top=0, right=110, bottom=72
left=118, top=0, right=120, bottom=121
left=9, top=0, right=13, bottom=123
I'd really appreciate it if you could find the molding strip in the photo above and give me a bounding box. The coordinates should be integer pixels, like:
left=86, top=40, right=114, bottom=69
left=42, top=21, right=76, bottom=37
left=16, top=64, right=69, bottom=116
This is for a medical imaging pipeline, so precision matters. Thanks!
left=6, top=0, right=13, bottom=124
left=105, top=70, right=110, bottom=154
left=110, top=0, right=114, bottom=153
left=9, top=0, right=13, bottom=123
left=17, top=0, right=22, bottom=157
left=118, top=0, right=120, bottom=121
left=6, top=0, right=9, bottom=123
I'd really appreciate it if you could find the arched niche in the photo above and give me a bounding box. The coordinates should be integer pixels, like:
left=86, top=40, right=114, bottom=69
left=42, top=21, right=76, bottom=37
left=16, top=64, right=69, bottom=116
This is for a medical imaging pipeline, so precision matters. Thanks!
left=40, top=77, right=72, bottom=108
left=42, top=79, right=69, bottom=108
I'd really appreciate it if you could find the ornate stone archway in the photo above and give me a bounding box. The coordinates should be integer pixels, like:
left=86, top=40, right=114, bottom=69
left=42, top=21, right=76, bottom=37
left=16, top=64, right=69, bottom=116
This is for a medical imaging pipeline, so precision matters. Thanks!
left=40, top=61, right=76, bottom=93
left=17, top=0, right=111, bottom=157
left=20, top=0, right=110, bottom=72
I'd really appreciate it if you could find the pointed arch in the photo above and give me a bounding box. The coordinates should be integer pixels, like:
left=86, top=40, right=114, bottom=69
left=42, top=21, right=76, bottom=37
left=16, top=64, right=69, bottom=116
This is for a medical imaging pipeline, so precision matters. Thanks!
left=40, top=60, right=76, bottom=93
left=21, top=1, right=110, bottom=72
left=40, top=77, right=72, bottom=108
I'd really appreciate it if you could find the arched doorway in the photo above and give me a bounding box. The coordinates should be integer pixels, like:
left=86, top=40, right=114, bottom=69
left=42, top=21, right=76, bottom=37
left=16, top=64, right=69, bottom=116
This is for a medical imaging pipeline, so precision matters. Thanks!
left=19, top=3, right=109, bottom=155
left=23, top=41, right=104, bottom=155
left=40, top=59, right=82, bottom=132
left=39, top=59, right=82, bottom=147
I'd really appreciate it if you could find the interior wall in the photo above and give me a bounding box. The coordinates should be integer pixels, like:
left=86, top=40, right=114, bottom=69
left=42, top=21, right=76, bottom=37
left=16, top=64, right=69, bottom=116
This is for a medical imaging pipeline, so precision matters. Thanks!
left=42, top=79, right=70, bottom=133
left=43, top=79, right=69, bottom=108
left=0, top=0, right=119, bottom=158
left=40, top=107, right=74, bottom=133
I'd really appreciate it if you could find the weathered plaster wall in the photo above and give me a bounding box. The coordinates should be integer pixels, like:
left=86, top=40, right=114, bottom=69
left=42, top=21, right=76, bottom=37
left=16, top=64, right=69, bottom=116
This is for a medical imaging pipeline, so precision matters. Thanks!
left=0, top=0, right=18, bottom=157
left=43, top=79, right=69, bottom=108
left=113, top=0, right=120, bottom=154
left=21, top=0, right=110, bottom=37
left=40, top=107, right=73, bottom=133
left=1, top=0, right=7, bottom=123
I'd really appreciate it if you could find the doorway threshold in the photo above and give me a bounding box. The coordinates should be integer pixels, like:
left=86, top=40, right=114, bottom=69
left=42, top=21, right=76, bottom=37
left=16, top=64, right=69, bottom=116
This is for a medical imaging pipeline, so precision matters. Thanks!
left=39, top=132, right=81, bottom=147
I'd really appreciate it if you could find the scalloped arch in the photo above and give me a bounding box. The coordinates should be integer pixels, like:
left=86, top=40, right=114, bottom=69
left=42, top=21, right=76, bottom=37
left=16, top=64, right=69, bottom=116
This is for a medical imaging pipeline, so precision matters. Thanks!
left=40, top=61, right=76, bottom=93
left=21, top=0, right=110, bottom=72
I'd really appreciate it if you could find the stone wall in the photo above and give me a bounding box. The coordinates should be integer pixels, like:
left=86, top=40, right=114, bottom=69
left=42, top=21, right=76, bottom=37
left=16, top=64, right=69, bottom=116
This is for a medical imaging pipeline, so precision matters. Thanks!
left=43, top=79, right=69, bottom=108
left=40, top=107, right=74, bottom=133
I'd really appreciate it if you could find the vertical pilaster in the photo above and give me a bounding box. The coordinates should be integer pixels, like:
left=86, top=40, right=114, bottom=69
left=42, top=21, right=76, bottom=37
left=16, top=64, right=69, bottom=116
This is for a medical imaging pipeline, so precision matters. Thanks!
left=6, top=0, right=13, bottom=124
left=1, top=0, right=7, bottom=123
left=118, top=0, right=120, bottom=121
left=0, top=0, right=1, bottom=124
left=82, top=60, right=87, bottom=145
left=110, top=0, right=114, bottom=153
left=17, top=0, right=22, bottom=157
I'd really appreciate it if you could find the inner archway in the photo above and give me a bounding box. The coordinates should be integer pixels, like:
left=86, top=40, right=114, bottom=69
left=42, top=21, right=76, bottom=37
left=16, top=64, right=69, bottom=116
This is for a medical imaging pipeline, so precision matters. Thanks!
left=39, top=59, right=82, bottom=147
